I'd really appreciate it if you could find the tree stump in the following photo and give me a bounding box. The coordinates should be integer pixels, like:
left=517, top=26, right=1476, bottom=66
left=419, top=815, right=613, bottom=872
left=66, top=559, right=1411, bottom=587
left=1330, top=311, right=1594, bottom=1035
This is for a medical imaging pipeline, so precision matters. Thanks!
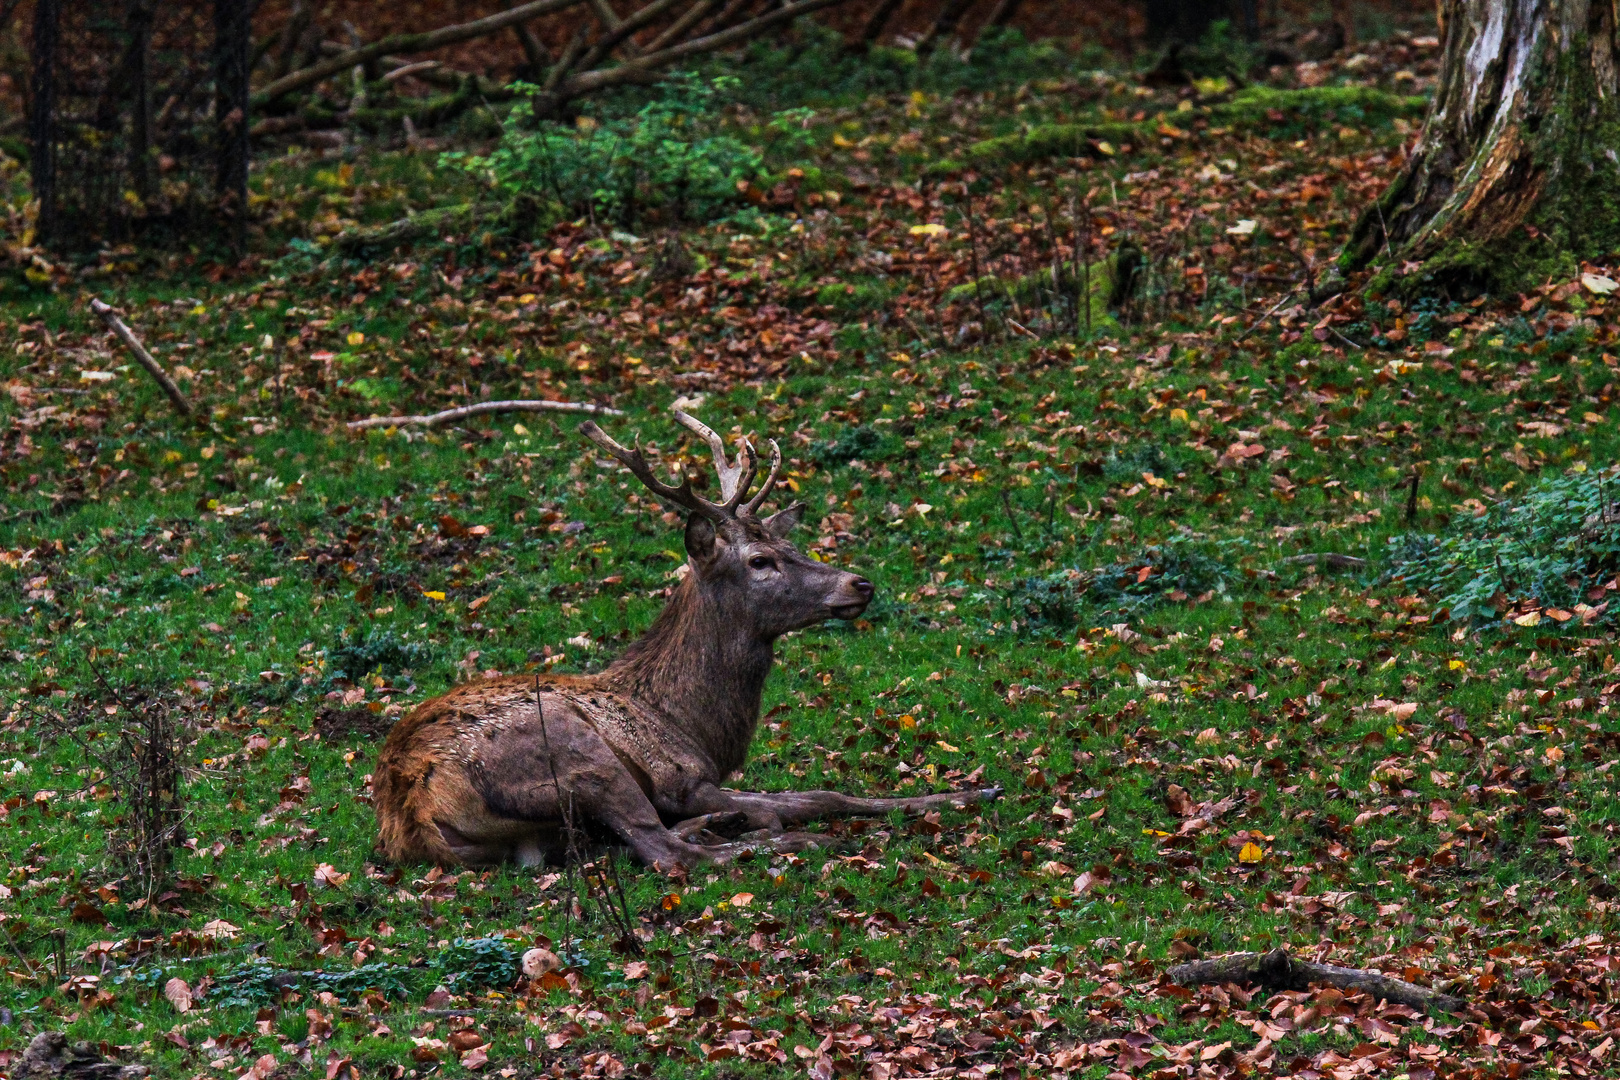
left=1343, top=0, right=1620, bottom=296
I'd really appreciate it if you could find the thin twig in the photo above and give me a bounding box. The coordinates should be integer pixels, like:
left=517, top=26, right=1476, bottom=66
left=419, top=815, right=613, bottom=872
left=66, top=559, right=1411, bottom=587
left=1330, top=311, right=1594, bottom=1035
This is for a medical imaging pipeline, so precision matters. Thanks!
left=347, top=399, right=622, bottom=430
left=1277, top=553, right=1367, bottom=570
left=1230, top=289, right=1297, bottom=347
left=89, top=299, right=193, bottom=417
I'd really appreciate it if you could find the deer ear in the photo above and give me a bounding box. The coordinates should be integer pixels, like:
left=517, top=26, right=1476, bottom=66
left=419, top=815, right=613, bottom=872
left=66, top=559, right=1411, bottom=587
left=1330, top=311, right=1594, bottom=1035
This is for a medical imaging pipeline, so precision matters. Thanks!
left=684, top=514, right=719, bottom=564
left=761, top=502, right=805, bottom=539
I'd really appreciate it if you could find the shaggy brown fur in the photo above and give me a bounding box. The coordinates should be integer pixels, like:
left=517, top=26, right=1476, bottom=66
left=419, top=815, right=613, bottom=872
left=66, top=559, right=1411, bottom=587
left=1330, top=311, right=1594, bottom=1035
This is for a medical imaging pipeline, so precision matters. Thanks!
left=373, top=411, right=998, bottom=870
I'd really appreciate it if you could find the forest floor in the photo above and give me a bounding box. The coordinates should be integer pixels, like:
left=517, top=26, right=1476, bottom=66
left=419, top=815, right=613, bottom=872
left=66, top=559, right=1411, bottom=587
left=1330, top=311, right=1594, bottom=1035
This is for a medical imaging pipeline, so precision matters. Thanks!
left=5, top=26, right=1620, bottom=1080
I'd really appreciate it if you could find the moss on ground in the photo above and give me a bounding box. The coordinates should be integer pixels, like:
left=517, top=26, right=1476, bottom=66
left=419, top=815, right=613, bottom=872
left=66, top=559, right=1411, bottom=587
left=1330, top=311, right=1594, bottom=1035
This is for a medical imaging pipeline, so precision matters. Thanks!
left=948, top=85, right=1427, bottom=170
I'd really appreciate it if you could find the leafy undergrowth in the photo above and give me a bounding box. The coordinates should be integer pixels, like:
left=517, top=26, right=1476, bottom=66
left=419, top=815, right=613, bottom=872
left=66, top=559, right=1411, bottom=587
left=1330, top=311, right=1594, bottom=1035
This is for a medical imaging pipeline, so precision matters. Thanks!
left=8, top=26, right=1620, bottom=1080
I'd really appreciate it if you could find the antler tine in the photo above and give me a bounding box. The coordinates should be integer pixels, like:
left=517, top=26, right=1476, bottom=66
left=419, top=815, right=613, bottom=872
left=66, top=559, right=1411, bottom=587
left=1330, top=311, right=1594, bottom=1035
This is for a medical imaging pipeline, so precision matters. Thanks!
left=743, top=439, right=783, bottom=517
left=672, top=408, right=757, bottom=508
left=579, top=420, right=721, bottom=521
left=723, top=438, right=760, bottom=511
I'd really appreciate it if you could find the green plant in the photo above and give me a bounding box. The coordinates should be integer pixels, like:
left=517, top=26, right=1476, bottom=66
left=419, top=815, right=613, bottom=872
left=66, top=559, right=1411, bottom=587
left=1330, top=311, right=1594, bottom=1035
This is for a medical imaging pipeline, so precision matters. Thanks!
left=324, top=629, right=430, bottom=685
left=1388, top=466, right=1620, bottom=625
left=1083, top=536, right=1240, bottom=613
left=811, top=424, right=896, bottom=467
left=453, top=75, right=807, bottom=229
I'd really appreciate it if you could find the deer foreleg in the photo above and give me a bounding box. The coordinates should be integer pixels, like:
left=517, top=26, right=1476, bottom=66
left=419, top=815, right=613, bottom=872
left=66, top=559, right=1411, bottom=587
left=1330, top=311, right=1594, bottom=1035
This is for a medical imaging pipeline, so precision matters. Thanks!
left=680, top=783, right=1002, bottom=827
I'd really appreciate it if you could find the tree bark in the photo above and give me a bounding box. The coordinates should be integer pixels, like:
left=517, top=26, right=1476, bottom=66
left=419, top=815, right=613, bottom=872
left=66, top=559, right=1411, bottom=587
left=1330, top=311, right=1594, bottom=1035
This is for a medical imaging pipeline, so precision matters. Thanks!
left=1342, top=0, right=1620, bottom=296
left=1143, top=0, right=1224, bottom=46
left=1168, top=948, right=1465, bottom=1012
left=857, top=0, right=903, bottom=47
left=28, top=0, right=59, bottom=246
left=215, top=0, right=252, bottom=251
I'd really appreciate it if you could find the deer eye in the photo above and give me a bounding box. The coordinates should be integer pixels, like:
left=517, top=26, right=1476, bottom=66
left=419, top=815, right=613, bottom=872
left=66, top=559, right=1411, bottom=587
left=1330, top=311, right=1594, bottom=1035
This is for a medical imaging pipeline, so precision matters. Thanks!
left=748, top=555, right=776, bottom=571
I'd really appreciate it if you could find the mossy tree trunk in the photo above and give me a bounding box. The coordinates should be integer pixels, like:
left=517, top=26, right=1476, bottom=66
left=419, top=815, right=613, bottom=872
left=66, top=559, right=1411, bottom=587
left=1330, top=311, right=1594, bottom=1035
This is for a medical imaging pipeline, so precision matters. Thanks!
left=1343, top=0, right=1620, bottom=296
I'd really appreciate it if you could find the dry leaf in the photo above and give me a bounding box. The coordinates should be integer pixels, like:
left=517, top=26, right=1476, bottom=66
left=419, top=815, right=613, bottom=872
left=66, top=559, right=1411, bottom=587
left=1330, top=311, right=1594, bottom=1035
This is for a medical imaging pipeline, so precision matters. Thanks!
left=314, top=863, right=351, bottom=888
left=522, top=947, right=561, bottom=978
left=164, top=976, right=192, bottom=1013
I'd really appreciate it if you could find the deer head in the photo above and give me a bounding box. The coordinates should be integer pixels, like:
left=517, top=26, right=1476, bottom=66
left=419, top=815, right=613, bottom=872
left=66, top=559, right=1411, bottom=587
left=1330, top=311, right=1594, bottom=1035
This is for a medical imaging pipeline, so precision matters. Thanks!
left=580, top=410, right=873, bottom=638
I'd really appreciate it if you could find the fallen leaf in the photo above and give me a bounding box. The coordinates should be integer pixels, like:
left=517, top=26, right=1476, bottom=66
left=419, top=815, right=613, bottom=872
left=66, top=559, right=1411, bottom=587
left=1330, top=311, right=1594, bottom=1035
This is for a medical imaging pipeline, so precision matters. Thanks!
left=522, top=947, right=561, bottom=977
left=314, top=863, right=351, bottom=888
left=164, top=976, right=193, bottom=1013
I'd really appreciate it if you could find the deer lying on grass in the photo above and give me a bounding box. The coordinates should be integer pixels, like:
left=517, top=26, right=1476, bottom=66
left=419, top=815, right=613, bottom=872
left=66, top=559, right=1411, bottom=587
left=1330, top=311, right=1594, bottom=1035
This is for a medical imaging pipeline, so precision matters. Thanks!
left=375, top=410, right=1000, bottom=870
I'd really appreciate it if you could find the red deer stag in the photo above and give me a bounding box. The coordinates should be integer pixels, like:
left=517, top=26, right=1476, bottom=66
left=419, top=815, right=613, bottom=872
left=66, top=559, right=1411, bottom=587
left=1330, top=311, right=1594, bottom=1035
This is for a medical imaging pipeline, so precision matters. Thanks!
left=375, top=410, right=1000, bottom=870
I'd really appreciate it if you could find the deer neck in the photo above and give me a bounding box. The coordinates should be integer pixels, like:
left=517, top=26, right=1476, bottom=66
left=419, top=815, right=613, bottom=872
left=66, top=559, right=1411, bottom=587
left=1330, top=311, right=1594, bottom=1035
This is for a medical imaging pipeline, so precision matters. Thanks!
left=603, top=574, right=773, bottom=773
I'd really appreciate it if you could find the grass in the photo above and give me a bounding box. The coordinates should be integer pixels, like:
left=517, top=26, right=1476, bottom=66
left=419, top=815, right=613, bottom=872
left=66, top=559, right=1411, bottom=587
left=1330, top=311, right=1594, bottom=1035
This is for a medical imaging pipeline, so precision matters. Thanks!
left=2, top=25, right=1619, bottom=1080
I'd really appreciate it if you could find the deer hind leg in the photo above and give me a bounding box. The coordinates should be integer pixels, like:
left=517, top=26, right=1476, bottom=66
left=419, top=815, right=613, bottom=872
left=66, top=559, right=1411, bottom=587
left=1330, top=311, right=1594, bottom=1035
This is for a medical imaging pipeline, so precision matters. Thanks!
left=472, top=713, right=745, bottom=872
left=683, top=783, right=1003, bottom=828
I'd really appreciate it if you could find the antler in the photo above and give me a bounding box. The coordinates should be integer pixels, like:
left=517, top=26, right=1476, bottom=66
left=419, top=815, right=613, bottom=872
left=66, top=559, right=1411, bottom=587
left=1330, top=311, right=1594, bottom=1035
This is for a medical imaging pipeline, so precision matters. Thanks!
left=580, top=410, right=783, bottom=522
left=743, top=439, right=782, bottom=517
left=672, top=409, right=757, bottom=512
left=580, top=419, right=723, bottom=522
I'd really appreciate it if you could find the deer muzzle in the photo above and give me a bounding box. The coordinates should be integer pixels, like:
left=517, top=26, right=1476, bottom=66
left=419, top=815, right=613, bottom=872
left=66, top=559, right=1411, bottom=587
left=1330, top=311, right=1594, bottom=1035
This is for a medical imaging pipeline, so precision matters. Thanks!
left=828, top=575, right=875, bottom=620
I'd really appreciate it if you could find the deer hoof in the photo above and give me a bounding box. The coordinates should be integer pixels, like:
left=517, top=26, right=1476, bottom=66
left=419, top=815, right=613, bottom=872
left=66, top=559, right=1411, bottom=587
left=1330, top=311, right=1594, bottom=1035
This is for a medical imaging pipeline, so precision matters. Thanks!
left=672, top=811, right=750, bottom=841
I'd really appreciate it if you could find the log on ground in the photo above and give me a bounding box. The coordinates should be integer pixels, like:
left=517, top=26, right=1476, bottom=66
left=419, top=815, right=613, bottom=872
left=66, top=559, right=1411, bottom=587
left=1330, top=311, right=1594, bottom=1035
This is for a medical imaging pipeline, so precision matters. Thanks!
left=1168, top=948, right=1464, bottom=1012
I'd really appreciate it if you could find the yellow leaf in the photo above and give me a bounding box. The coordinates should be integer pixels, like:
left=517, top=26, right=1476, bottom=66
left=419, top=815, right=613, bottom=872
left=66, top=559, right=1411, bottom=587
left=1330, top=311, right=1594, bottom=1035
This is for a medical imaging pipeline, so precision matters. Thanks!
left=1238, top=842, right=1264, bottom=864
left=1514, top=611, right=1542, bottom=627
left=909, top=223, right=948, bottom=238
left=898, top=714, right=916, bottom=729
left=1170, top=408, right=1189, bottom=422
left=935, top=740, right=959, bottom=752
left=1095, top=140, right=1115, bottom=156
left=347, top=331, right=365, bottom=346
left=422, top=590, right=447, bottom=601
left=1449, top=659, right=1467, bottom=670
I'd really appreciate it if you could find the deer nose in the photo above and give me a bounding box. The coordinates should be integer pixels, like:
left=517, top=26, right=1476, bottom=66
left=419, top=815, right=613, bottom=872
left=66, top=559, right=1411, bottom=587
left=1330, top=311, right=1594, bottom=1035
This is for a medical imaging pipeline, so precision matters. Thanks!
left=851, top=578, right=874, bottom=598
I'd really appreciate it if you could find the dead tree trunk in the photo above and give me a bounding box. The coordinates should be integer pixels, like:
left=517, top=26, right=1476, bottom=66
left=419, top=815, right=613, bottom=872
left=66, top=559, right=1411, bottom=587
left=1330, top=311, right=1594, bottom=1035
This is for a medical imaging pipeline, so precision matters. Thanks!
left=28, top=0, right=59, bottom=245
left=1342, top=0, right=1620, bottom=296
left=214, top=0, right=251, bottom=251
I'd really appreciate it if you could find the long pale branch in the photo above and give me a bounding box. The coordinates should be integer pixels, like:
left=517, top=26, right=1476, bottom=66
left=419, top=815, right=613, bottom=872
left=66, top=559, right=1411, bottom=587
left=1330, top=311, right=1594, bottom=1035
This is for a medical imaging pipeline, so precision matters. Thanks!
left=252, top=0, right=583, bottom=106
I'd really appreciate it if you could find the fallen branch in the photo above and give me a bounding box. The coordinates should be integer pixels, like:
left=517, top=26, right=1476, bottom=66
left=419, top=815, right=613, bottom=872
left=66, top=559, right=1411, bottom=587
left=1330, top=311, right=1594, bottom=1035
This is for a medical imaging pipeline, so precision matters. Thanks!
left=252, top=0, right=583, bottom=106
left=1169, top=948, right=1464, bottom=1012
left=1278, top=553, right=1367, bottom=570
left=381, top=60, right=443, bottom=84
left=347, top=399, right=623, bottom=430
left=561, top=0, right=849, bottom=97
left=89, top=299, right=193, bottom=418
left=1231, top=288, right=1297, bottom=346
left=331, top=201, right=499, bottom=254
